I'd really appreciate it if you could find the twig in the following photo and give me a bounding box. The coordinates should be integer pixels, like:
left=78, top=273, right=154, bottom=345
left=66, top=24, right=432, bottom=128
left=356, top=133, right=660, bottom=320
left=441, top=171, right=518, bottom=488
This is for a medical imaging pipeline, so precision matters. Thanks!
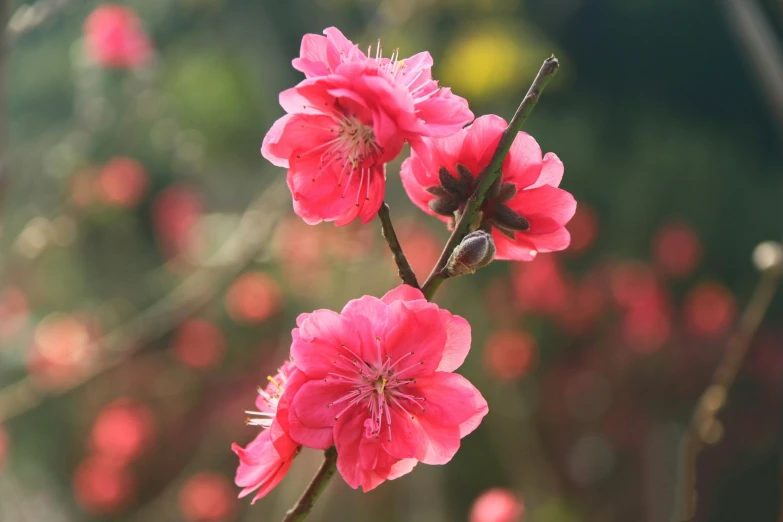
left=0, top=180, right=288, bottom=423
left=420, top=56, right=560, bottom=300
left=377, top=201, right=419, bottom=288
left=5, top=0, right=72, bottom=48
left=677, top=245, right=783, bottom=521
left=721, top=0, right=783, bottom=140
left=281, top=447, right=338, bottom=522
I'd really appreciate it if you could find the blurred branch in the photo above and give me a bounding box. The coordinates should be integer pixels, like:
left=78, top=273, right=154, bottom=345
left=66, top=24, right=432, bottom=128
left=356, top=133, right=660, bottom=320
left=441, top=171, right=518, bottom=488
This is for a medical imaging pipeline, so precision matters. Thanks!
left=421, top=56, right=560, bottom=300
left=721, top=0, right=783, bottom=138
left=677, top=242, right=783, bottom=521
left=0, top=180, right=289, bottom=423
left=5, top=0, right=72, bottom=48
left=377, top=202, right=419, bottom=288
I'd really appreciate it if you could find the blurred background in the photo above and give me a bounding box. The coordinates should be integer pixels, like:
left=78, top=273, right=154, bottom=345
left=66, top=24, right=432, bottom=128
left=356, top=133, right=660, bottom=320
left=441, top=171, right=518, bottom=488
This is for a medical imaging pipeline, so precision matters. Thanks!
left=2, top=0, right=783, bottom=521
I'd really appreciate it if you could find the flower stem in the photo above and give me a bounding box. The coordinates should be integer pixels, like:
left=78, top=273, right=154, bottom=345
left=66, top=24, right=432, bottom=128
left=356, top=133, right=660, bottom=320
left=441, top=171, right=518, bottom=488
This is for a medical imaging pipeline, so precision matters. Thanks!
left=677, top=254, right=783, bottom=521
left=421, top=56, right=560, bottom=301
left=281, top=447, right=338, bottom=522
left=378, top=201, right=419, bottom=288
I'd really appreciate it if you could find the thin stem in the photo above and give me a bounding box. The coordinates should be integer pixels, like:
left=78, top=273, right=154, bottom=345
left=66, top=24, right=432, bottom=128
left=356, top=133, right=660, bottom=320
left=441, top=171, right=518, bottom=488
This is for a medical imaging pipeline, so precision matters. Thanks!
left=378, top=201, right=419, bottom=288
left=677, top=259, right=782, bottom=521
left=421, top=56, right=560, bottom=300
left=282, top=447, right=338, bottom=522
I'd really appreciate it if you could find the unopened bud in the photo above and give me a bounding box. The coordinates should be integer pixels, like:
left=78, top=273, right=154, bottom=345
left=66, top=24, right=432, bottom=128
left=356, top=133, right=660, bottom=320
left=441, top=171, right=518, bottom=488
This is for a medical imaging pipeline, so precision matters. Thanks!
left=445, top=230, right=496, bottom=277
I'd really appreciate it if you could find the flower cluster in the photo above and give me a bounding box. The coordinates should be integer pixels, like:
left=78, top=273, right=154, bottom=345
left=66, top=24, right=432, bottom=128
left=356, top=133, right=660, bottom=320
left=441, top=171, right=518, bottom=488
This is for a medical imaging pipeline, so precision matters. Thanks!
left=235, top=26, right=576, bottom=507
left=232, top=286, right=487, bottom=495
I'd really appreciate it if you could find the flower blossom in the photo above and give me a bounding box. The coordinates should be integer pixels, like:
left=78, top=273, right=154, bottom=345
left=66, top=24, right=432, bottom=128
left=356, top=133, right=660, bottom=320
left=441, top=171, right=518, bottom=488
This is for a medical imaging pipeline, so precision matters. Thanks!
left=262, top=27, right=474, bottom=226
left=400, top=114, right=576, bottom=261
left=285, top=285, right=488, bottom=491
left=232, top=361, right=302, bottom=503
left=83, top=5, right=152, bottom=69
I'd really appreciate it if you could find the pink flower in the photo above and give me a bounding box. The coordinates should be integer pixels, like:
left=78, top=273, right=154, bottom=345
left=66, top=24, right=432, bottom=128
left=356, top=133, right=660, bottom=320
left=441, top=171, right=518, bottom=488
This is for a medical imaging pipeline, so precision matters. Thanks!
left=232, top=362, right=302, bottom=503
left=83, top=5, right=152, bottom=69
left=401, top=115, right=576, bottom=261
left=286, top=285, right=488, bottom=491
left=470, top=488, right=525, bottom=522
left=262, top=27, right=473, bottom=226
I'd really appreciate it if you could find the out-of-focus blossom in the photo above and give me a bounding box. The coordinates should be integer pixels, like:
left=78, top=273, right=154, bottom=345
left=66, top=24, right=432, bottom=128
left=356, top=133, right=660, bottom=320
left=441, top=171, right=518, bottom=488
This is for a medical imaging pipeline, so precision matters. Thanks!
left=652, top=223, right=702, bottom=278
left=0, top=425, right=8, bottom=469
left=173, top=319, right=226, bottom=369
left=402, top=115, right=576, bottom=261
left=152, top=185, right=204, bottom=260
left=179, top=472, right=237, bottom=522
left=73, top=455, right=136, bottom=515
left=232, top=362, right=301, bottom=503
left=683, top=281, right=737, bottom=339
left=0, top=286, right=29, bottom=342
left=225, top=272, right=282, bottom=324
left=566, top=203, right=598, bottom=254
left=28, top=314, right=99, bottom=388
left=287, top=285, right=487, bottom=491
left=484, top=330, right=536, bottom=381
left=90, top=398, right=156, bottom=464
left=83, top=5, right=152, bottom=69
left=512, top=256, right=570, bottom=315
left=71, top=168, right=98, bottom=208
left=557, top=274, right=607, bottom=335
left=262, top=27, right=473, bottom=226
left=95, top=157, right=149, bottom=208
left=394, top=219, right=443, bottom=281
left=470, top=488, right=525, bottom=522
left=609, top=262, right=672, bottom=352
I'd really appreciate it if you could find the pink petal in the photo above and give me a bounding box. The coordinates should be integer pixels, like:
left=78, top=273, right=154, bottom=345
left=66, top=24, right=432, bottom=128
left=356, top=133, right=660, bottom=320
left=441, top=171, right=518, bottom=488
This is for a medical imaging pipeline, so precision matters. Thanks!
left=413, top=417, right=461, bottom=465
left=291, top=380, right=353, bottom=434
left=293, top=33, right=331, bottom=77
left=250, top=457, right=294, bottom=503
left=501, top=131, right=543, bottom=190
left=383, top=301, right=447, bottom=377
left=415, top=91, right=474, bottom=138
left=260, top=115, right=293, bottom=168
left=508, top=184, right=577, bottom=226
left=491, top=231, right=538, bottom=262
left=290, top=310, right=346, bottom=378
left=383, top=407, right=421, bottom=460
left=460, top=115, right=507, bottom=175
left=528, top=226, right=572, bottom=253
left=380, top=284, right=426, bottom=304
left=530, top=152, right=564, bottom=188
left=387, top=458, right=417, bottom=480
left=434, top=311, right=471, bottom=372
left=408, top=372, right=488, bottom=429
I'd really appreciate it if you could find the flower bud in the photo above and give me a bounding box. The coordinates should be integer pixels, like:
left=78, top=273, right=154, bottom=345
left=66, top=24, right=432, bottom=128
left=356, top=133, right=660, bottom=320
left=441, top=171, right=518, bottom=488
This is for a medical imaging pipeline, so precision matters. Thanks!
left=445, top=230, right=496, bottom=277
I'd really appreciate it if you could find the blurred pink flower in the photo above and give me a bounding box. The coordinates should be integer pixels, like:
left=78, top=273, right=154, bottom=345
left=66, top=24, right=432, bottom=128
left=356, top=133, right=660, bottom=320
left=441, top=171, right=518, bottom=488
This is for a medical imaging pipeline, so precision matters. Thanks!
left=73, top=455, right=136, bottom=515
left=483, top=330, right=536, bottom=381
left=566, top=203, right=598, bottom=254
left=90, top=398, right=156, bottom=464
left=152, top=185, right=204, bottom=260
left=179, top=472, right=237, bottom=522
left=83, top=5, right=152, bottom=69
left=173, top=319, right=227, bottom=369
left=652, top=223, right=702, bottom=278
left=683, top=281, right=736, bottom=339
left=511, top=256, right=571, bottom=315
left=262, top=27, right=473, bottom=225
left=0, top=286, right=29, bottom=342
left=95, top=157, right=149, bottom=208
left=232, top=361, right=301, bottom=503
left=470, top=488, right=524, bottom=522
left=286, top=285, right=487, bottom=491
left=225, top=272, right=282, bottom=324
left=401, top=115, right=576, bottom=261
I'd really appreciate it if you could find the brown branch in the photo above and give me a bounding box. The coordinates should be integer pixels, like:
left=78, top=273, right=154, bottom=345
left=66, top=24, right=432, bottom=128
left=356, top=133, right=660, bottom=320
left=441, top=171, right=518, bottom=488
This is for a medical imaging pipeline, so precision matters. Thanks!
left=0, top=180, right=288, bottom=423
left=721, top=0, right=783, bottom=140
left=281, top=447, right=338, bottom=522
left=677, top=242, right=783, bottom=521
left=377, top=201, right=419, bottom=288
left=421, top=56, right=560, bottom=300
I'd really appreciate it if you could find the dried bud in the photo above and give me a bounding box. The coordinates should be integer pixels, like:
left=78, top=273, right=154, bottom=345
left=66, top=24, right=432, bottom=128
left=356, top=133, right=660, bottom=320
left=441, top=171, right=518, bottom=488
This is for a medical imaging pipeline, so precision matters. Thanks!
left=445, top=230, right=496, bottom=277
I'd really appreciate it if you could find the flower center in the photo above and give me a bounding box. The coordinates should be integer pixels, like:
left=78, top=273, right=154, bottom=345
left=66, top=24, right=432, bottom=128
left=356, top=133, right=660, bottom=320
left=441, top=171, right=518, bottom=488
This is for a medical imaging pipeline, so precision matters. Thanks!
left=245, top=372, right=287, bottom=429
left=325, top=343, right=427, bottom=442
